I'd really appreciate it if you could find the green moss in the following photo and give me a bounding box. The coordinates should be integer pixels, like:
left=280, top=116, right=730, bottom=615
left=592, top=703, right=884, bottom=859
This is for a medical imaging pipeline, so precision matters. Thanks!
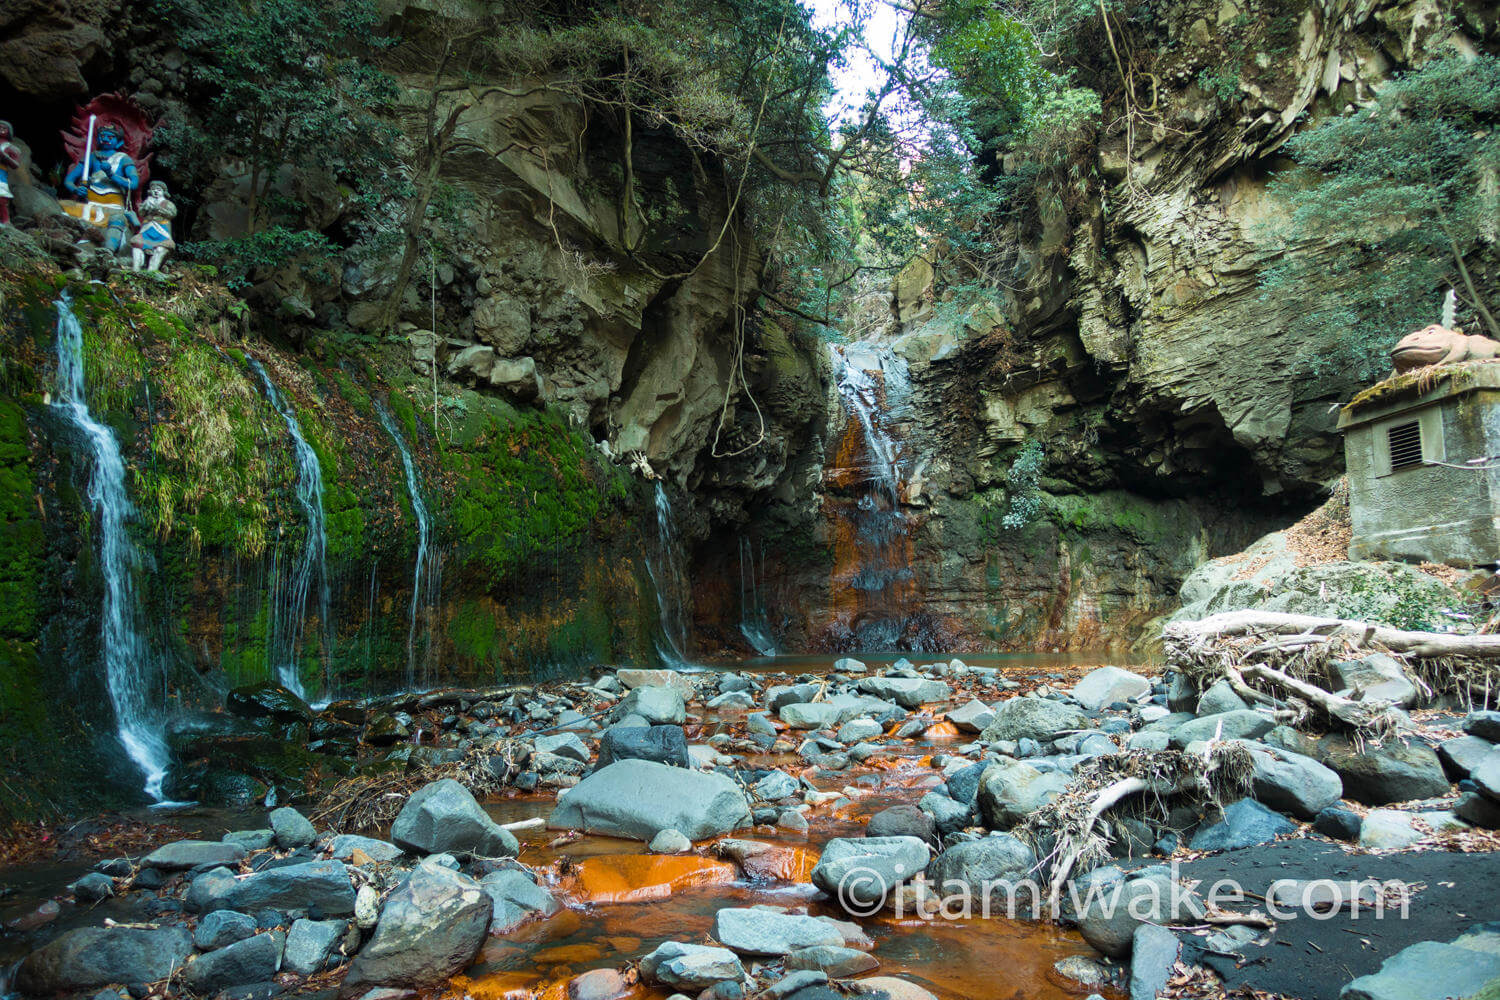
left=296, top=400, right=367, bottom=561
left=0, top=399, right=42, bottom=640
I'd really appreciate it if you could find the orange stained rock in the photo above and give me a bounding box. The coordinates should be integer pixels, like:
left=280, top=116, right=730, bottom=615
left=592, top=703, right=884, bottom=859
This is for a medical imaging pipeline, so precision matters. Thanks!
left=921, top=721, right=960, bottom=738
left=556, top=854, right=739, bottom=905
left=720, top=842, right=819, bottom=882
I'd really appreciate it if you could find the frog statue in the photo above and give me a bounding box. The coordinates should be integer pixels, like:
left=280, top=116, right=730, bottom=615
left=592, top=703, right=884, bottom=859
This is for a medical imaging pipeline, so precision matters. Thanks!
left=1390, top=325, right=1500, bottom=373
left=59, top=93, right=156, bottom=255
left=130, top=180, right=176, bottom=272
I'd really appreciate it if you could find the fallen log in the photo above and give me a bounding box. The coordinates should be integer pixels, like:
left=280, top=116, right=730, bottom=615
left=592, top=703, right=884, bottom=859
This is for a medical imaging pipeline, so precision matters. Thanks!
left=1165, top=611, right=1500, bottom=659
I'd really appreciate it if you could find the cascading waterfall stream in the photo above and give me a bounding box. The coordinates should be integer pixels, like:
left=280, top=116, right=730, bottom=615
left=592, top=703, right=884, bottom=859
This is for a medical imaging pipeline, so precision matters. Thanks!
left=827, top=342, right=921, bottom=649
left=645, top=481, right=692, bottom=666
left=50, top=295, right=170, bottom=801
left=249, top=359, right=331, bottom=700
left=738, top=536, right=778, bottom=656
left=376, top=400, right=437, bottom=691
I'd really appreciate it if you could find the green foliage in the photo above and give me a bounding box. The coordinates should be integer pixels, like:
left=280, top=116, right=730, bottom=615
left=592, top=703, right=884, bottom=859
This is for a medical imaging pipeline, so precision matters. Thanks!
left=1261, top=53, right=1500, bottom=378
left=1001, top=439, right=1046, bottom=530
left=0, top=399, right=43, bottom=640
left=182, top=228, right=337, bottom=294
left=1196, top=67, right=1240, bottom=104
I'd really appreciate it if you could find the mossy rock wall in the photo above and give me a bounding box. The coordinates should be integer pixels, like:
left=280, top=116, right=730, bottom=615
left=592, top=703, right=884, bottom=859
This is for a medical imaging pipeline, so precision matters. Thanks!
left=0, top=269, right=658, bottom=819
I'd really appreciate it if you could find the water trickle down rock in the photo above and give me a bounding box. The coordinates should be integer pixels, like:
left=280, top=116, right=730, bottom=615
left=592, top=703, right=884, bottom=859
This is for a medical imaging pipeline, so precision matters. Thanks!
left=376, top=399, right=439, bottom=690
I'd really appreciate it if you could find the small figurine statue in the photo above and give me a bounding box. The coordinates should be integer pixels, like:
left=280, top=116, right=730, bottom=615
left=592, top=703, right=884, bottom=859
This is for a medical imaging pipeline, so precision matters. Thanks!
left=130, top=180, right=176, bottom=272
left=0, top=121, right=19, bottom=226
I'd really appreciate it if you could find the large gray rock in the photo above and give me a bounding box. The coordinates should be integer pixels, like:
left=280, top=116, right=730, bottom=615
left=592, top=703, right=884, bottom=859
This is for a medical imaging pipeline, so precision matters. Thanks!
left=1073, top=868, right=1191, bottom=959
left=767, top=683, right=822, bottom=711
left=184, top=932, right=283, bottom=994
left=780, top=702, right=837, bottom=729
left=1130, top=924, right=1181, bottom=1000
left=195, top=910, right=257, bottom=950
left=328, top=834, right=404, bottom=863
left=926, top=835, right=1036, bottom=907
left=980, top=697, right=1090, bottom=743
left=1340, top=930, right=1500, bottom=1000
left=270, top=806, right=317, bottom=849
left=919, top=791, right=972, bottom=835
left=479, top=869, right=560, bottom=932
left=712, top=908, right=843, bottom=955
left=283, top=919, right=348, bottom=975
left=753, top=769, right=800, bottom=801
left=17, top=926, right=194, bottom=993
left=188, top=860, right=355, bottom=916
left=1464, top=711, right=1500, bottom=742
left=534, top=732, right=590, bottom=762
left=547, top=759, right=751, bottom=840
left=341, top=860, right=492, bottom=991
left=1247, top=744, right=1343, bottom=819
left=597, top=724, right=690, bottom=769
left=977, top=760, right=1070, bottom=829
left=391, top=779, right=519, bottom=858
left=615, top=685, right=687, bottom=725
left=1072, top=666, right=1151, bottom=711
left=811, top=836, right=930, bottom=913
left=639, top=942, right=746, bottom=990
left=1170, top=710, right=1275, bottom=748
left=1196, top=679, right=1249, bottom=716
left=1473, top=755, right=1500, bottom=801
left=1438, top=737, right=1497, bottom=781
left=143, top=839, right=246, bottom=871
left=1358, top=810, right=1423, bottom=849
left=1266, top=727, right=1450, bottom=805
left=856, top=676, right=952, bottom=709
left=947, top=699, right=996, bottom=733
left=1334, top=654, right=1418, bottom=707
left=1189, top=799, right=1295, bottom=851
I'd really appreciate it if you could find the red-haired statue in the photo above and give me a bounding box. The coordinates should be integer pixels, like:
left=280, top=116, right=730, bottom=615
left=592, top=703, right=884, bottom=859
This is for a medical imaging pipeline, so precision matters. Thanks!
left=60, top=93, right=156, bottom=254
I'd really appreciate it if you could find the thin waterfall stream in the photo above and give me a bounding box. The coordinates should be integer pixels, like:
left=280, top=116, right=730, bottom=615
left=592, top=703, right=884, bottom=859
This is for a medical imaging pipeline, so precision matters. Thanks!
left=738, top=536, right=777, bottom=656
left=50, top=295, right=170, bottom=801
left=645, top=481, right=692, bottom=666
left=249, top=359, right=331, bottom=700
left=376, top=400, right=437, bottom=690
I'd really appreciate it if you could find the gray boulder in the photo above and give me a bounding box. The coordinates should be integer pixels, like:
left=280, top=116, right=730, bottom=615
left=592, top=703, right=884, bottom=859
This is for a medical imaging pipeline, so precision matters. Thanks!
left=712, top=908, right=843, bottom=955
left=1170, top=710, right=1275, bottom=749
left=283, top=919, right=348, bottom=975
left=866, top=805, right=936, bottom=844
left=1247, top=744, right=1343, bottom=819
left=479, top=869, right=560, bottom=932
left=1464, top=711, right=1500, bottom=742
left=977, top=760, right=1070, bottom=829
left=1196, top=680, right=1248, bottom=716
left=1341, top=929, right=1500, bottom=1000
left=811, top=836, right=930, bottom=913
left=1189, top=799, right=1295, bottom=852
left=780, top=703, right=837, bottom=729
left=1130, top=924, right=1180, bottom=1000
left=17, top=926, right=194, bottom=994
left=547, top=759, right=751, bottom=840
left=184, top=932, right=283, bottom=994
left=837, top=718, right=883, bottom=743
left=342, top=860, right=492, bottom=991
left=597, top=724, right=690, bottom=769
left=615, top=684, right=686, bottom=725
left=391, top=779, right=519, bottom=858
left=1438, top=737, right=1497, bottom=780
left=918, top=792, right=971, bottom=835
left=856, top=677, right=952, bottom=709
left=195, top=910, right=258, bottom=950
left=1071, top=666, right=1151, bottom=711
left=1358, top=810, right=1423, bottom=849
left=144, top=839, right=246, bottom=871
left=947, top=699, right=996, bottom=733
left=927, top=835, right=1035, bottom=906
left=640, top=942, right=746, bottom=990
left=1073, top=868, right=1192, bottom=958
left=786, top=946, right=879, bottom=976
left=753, top=770, right=799, bottom=801
left=328, top=834, right=404, bottom=863
left=270, top=807, right=317, bottom=849
left=188, top=860, right=355, bottom=916
left=1334, top=654, right=1418, bottom=707
left=1473, top=755, right=1500, bottom=800
left=1266, top=727, right=1450, bottom=805
left=1455, top=792, right=1500, bottom=828
left=980, top=697, right=1089, bottom=743
left=534, top=732, right=590, bottom=762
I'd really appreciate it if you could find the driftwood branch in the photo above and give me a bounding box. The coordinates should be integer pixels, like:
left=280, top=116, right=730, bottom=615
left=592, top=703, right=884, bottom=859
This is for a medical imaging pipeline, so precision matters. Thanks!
left=1167, top=612, right=1500, bottom=659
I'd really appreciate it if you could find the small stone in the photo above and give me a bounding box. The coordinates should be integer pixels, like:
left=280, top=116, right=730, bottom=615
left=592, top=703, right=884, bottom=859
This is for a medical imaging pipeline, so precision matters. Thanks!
left=269, top=807, right=317, bottom=849
left=1313, top=806, right=1362, bottom=841
left=649, top=829, right=693, bottom=854
left=195, top=910, right=258, bottom=951
left=1358, top=810, right=1423, bottom=849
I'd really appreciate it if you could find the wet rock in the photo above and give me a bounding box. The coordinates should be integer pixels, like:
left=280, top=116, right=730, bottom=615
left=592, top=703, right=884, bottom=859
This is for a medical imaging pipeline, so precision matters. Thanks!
left=328, top=834, right=404, bottom=863
left=767, top=683, right=822, bottom=711
left=567, top=968, right=632, bottom=1000
left=363, top=715, right=411, bottom=746
left=189, top=860, right=355, bottom=916
left=1129, top=924, right=1180, bottom=1000
left=1474, top=754, right=1500, bottom=800
left=1463, top=711, right=1500, bottom=742
left=944, top=762, right=988, bottom=806
left=1072, top=667, right=1151, bottom=712
left=390, top=779, right=519, bottom=858
left=1170, top=710, right=1275, bottom=748
left=69, top=872, right=114, bottom=902
left=1246, top=744, right=1342, bottom=819
left=598, top=725, right=690, bottom=769
left=548, top=759, right=751, bottom=840
left=926, top=835, right=1035, bottom=904
left=341, top=860, right=492, bottom=992
left=1073, top=868, right=1186, bottom=958
left=947, top=699, right=995, bottom=733
left=649, top=829, right=693, bottom=854
left=225, top=829, right=276, bottom=851
left=479, top=869, right=559, bottom=932
left=1054, top=955, right=1112, bottom=989
left=196, top=910, right=258, bottom=950
left=184, top=932, right=283, bottom=994
left=1334, top=654, right=1417, bottom=707
left=836, top=718, right=883, bottom=743
left=834, top=658, right=868, bottom=674
left=18, top=925, right=195, bottom=993
left=144, top=839, right=247, bottom=871
left=980, top=697, right=1089, bottom=743
left=1438, top=736, right=1496, bottom=780
left=753, top=770, right=799, bottom=801
left=1340, top=928, right=1500, bottom=1000
left=848, top=976, right=940, bottom=1000
left=919, top=792, right=971, bottom=835
left=615, top=685, right=686, bottom=725
left=785, top=945, right=879, bottom=976
left=1195, top=680, right=1248, bottom=716
left=283, top=918, right=347, bottom=975
left=708, top=691, right=756, bottom=709
left=534, top=732, right=591, bottom=762
left=227, top=682, right=313, bottom=723
left=780, top=703, right=836, bottom=729
left=977, top=760, right=1070, bottom=829
left=712, top=908, right=843, bottom=955
left=1189, top=799, right=1295, bottom=851
left=867, top=805, right=937, bottom=844
left=639, top=941, right=746, bottom=990
left=1266, top=727, right=1450, bottom=805
left=856, top=677, right=951, bottom=709
left=1314, top=807, right=1363, bottom=841
left=811, top=836, right=930, bottom=913
left=763, top=971, right=830, bottom=1000
left=270, top=807, right=317, bottom=849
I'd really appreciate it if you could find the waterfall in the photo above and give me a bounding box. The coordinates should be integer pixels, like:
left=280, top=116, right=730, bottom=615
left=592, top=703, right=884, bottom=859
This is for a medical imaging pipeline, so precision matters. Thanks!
left=50, top=296, right=170, bottom=801
left=645, top=481, right=692, bottom=666
left=826, top=342, right=919, bottom=650
left=738, top=536, right=778, bottom=656
left=249, top=359, right=330, bottom=700
left=376, top=400, right=436, bottom=691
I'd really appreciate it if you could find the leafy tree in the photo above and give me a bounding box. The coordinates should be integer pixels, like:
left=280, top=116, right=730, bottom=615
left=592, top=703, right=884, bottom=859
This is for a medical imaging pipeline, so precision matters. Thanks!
left=1260, top=53, right=1500, bottom=377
